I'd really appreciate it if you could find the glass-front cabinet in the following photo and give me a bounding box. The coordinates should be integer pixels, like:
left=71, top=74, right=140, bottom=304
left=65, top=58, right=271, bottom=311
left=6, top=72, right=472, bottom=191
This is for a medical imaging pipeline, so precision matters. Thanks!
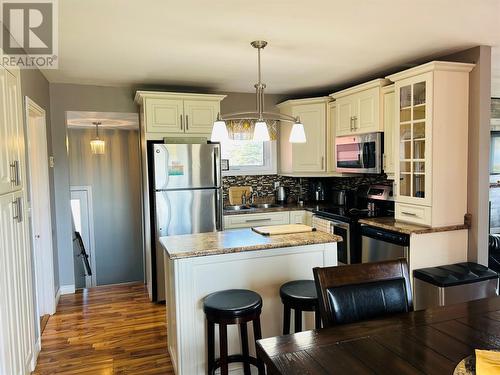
left=395, top=72, right=432, bottom=207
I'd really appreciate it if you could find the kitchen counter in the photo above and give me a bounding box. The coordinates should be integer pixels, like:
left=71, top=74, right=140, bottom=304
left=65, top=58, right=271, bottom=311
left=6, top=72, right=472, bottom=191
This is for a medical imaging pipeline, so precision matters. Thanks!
left=223, top=202, right=330, bottom=216
left=160, top=228, right=341, bottom=259
left=358, top=217, right=469, bottom=235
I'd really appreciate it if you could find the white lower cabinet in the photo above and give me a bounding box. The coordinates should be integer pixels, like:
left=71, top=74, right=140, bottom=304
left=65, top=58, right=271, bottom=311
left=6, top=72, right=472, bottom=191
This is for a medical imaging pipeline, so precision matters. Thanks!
left=224, top=210, right=313, bottom=229
left=224, top=211, right=290, bottom=229
left=289, top=210, right=313, bottom=226
left=0, top=191, right=35, bottom=375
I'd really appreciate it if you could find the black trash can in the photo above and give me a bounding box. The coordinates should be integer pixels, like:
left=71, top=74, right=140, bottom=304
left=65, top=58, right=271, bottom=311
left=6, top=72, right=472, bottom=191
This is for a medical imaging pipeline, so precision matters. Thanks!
left=413, top=262, right=499, bottom=310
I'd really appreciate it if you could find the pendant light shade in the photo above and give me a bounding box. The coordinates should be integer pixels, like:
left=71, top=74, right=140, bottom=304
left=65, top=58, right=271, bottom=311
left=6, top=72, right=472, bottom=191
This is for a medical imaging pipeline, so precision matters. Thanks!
left=289, top=122, right=306, bottom=143
left=253, top=121, right=270, bottom=142
left=90, top=122, right=106, bottom=155
left=211, top=118, right=229, bottom=142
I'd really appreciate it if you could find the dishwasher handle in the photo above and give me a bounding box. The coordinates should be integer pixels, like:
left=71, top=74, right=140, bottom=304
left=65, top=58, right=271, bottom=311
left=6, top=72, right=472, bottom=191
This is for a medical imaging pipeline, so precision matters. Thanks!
left=360, top=225, right=409, bottom=247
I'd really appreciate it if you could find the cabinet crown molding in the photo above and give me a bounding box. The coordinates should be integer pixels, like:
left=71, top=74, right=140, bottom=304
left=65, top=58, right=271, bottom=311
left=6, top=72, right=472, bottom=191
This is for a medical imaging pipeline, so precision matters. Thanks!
left=330, top=78, right=391, bottom=99
left=386, top=61, right=475, bottom=82
left=276, top=96, right=330, bottom=108
left=134, top=91, right=226, bottom=105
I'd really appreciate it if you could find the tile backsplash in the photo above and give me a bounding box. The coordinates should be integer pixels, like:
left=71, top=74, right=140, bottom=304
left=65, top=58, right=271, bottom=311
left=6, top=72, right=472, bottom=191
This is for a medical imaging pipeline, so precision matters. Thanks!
left=222, top=175, right=310, bottom=203
left=222, top=174, right=392, bottom=204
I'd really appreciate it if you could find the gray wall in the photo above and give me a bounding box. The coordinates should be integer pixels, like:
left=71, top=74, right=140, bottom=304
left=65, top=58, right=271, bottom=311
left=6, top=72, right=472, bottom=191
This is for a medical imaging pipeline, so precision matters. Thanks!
left=440, top=46, right=492, bottom=265
left=48, top=84, right=284, bottom=287
left=49, top=84, right=137, bottom=287
left=68, top=128, right=143, bottom=285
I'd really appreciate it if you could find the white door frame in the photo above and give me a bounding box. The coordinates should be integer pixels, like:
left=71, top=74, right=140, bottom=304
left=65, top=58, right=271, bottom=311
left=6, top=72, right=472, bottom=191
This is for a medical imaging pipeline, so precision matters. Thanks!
left=24, top=96, right=56, bottom=316
left=70, top=185, right=97, bottom=287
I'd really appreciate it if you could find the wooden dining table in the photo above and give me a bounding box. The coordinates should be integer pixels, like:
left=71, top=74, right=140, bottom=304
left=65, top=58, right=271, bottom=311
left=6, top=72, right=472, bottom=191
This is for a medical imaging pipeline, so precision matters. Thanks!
left=256, top=296, right=500, bottom=374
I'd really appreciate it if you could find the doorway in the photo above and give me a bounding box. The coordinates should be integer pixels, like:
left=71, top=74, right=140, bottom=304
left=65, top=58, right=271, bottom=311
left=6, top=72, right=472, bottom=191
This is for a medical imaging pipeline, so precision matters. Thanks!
left=66, top=111, right=144, bottom=287
left=25, top=97, right=56, bottom=323
left=70, top=186, right=97, bottom=288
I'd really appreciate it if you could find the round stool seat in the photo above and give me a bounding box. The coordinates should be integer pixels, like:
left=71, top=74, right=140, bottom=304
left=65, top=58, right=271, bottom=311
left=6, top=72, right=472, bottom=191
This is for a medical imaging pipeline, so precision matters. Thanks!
left=280, top=280, right=317, bottom=303
left=203, top=289, right=262, bottom=319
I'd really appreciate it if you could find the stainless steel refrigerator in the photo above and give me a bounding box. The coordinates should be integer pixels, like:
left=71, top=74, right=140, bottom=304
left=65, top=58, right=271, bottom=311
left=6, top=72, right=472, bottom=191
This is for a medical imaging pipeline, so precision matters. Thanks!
left=149, top=142, right=223, bottom=301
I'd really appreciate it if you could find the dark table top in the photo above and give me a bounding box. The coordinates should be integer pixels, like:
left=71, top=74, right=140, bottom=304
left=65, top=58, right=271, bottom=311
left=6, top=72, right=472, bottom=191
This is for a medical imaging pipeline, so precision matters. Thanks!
left=256, top=296, right=500, bottom=375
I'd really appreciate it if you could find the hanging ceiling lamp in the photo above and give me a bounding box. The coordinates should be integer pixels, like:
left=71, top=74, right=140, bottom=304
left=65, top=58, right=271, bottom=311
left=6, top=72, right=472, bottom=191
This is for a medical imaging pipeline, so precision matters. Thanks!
left=211, top=41, right=306, bottom=143
left=90, top=121, right=105, bottom=155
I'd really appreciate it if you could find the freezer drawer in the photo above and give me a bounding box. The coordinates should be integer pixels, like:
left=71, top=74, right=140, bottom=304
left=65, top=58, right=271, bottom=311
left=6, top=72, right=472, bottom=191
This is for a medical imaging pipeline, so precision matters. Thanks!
left=414, top=278, right=498, bottom=310
left=155, top=188, right=222, bottom=236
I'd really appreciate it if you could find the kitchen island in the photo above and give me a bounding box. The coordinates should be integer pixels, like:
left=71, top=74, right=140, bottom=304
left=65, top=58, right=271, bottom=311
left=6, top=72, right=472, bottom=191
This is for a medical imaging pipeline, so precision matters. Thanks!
left=160, top=228, right=340, bottom=375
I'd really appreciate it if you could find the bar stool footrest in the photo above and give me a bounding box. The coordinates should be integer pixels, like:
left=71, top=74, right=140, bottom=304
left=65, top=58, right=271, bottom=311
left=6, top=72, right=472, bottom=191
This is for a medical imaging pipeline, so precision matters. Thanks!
left=213, top=354, right=263, bottom=372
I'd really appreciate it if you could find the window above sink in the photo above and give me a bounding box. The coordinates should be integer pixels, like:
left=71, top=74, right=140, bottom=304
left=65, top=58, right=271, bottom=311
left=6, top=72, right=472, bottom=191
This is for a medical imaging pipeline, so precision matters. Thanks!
left=221, top=140, right=277, bottom=176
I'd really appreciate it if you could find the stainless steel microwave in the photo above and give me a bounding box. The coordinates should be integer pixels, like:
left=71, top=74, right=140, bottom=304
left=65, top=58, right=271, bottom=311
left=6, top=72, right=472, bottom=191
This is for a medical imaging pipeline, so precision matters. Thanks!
left=335, top=132, right=382, bottom=174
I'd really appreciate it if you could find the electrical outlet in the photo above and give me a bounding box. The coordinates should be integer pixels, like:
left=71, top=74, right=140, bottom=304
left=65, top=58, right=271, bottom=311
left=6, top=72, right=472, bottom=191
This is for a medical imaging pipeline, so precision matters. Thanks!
left=274, top=181, right=280, bottom=189
left=49, top=156, right=55, bottom=168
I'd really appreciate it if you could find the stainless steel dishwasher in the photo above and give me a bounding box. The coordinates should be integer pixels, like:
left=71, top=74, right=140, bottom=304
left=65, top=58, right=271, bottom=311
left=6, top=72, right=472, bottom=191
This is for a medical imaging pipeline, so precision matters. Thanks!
left=361, top=225, right=410, bottom=263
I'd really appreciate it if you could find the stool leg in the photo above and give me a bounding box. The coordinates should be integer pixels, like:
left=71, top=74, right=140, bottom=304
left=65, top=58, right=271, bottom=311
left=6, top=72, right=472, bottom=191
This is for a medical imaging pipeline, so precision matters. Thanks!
left=207, top=321, right=215, bottom=375
left=283, top=304, right=291, bottom=335
left=253, top=318, right=265, bottom=375
left=294, top=309, right=302, bottom=333
left=314, top=306, right=322, bottom=329
left=239, top=323, right=251, bottom=375
left=219, top=323, right=228, bottom=375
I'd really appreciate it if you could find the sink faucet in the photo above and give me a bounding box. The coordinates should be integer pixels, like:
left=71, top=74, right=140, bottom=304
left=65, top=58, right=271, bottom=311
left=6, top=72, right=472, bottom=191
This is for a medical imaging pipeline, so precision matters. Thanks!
left=249, top=192, right=257, bottom=205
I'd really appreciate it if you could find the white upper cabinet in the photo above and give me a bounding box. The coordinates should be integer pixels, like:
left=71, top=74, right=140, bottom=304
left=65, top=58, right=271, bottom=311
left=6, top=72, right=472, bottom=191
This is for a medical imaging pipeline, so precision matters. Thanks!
left=330, top=79, right=390, bottom=136
left=0, top=66, right=23, bottom=195
left=387, top=61, right=474, bottom=227
left=135, top=92, right=226, bottom=137
left=145, top=98, right=184, bottom=133
left=183, top=100, right=220, bottom=134
left=277, top=97, right=332, bottom=176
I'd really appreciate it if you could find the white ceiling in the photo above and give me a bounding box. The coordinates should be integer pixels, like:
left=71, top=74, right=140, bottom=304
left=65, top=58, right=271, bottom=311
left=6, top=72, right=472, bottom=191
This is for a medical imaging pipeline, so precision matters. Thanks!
left=42, top=0, right=500, bottom=94
left=66, top=111, right=139, bottom=130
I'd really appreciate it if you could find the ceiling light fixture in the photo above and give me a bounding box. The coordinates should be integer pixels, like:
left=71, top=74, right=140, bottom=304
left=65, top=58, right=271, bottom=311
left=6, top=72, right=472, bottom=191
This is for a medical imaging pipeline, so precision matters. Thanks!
left=90, top=121, right=105, bottom=155
left=211, top=41, right=306, bottom=143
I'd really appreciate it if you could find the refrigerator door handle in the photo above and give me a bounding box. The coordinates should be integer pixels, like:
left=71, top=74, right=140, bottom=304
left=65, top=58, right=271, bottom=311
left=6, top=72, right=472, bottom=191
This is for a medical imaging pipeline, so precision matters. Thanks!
left=216, top=188, right=223, bottom=231
left=214, top=145, right=221, bottom=188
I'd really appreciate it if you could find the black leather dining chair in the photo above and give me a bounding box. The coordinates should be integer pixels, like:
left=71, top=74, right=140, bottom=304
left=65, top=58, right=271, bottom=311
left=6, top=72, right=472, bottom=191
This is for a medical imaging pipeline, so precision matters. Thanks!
left=313, top=259, right=413, bottom=327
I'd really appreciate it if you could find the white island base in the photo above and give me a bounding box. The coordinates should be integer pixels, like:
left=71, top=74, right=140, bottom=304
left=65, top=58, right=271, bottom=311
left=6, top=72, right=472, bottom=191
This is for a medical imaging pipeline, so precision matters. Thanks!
left=163, top=241, right=337, bottom=375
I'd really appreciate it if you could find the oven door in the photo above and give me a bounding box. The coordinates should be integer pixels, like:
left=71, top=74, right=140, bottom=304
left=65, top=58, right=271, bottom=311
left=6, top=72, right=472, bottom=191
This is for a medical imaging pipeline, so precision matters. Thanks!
left=335, top=133, right=382, bottom=173
left=312, top=216, right=351, bottom=265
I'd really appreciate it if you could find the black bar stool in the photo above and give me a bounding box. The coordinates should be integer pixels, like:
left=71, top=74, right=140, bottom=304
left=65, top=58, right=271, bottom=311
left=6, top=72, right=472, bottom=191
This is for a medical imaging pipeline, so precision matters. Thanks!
left=203, top=289, right=265, bottom=375
left=280, top=280, right=321, bottom=334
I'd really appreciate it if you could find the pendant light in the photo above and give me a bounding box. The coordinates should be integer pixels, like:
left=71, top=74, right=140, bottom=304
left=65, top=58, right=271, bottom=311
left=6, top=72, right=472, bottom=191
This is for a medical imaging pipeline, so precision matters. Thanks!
left=90, top=122, right=105, bottom=155
left=210, top=114, right=229, bottom=143
left=212, top=41, right=306, bottom=143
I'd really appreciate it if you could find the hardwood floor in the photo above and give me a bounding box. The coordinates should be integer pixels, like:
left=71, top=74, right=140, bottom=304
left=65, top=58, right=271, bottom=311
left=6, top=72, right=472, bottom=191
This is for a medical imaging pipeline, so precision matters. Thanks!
left=33, top=283, right=174, bottom=375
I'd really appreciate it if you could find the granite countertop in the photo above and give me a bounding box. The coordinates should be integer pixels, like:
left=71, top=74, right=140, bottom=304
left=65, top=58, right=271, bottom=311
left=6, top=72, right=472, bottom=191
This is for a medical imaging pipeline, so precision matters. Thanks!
left=223, top=202, right=330, bottom=216
left=358, top=217, right=469, bottom=235
left=160, top=228, right=342, bottom=260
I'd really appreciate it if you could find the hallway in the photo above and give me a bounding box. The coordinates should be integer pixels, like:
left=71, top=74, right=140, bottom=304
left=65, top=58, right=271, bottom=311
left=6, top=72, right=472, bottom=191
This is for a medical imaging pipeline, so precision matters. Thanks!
left=33, top=283, right=173, bottom=374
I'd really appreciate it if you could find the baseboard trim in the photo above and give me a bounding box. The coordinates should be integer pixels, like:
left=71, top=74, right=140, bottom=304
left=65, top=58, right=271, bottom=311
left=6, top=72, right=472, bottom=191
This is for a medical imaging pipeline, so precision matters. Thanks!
left=30, top=337, right=41, bottom=371
left=59, top=284, right=75, bottom=295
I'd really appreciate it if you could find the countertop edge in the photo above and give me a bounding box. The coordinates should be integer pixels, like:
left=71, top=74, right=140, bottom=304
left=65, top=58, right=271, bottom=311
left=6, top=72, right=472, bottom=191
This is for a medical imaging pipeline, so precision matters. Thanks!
left=358, top=217, right=470, bottom=235
left=161, top=231, right=342, bottom=260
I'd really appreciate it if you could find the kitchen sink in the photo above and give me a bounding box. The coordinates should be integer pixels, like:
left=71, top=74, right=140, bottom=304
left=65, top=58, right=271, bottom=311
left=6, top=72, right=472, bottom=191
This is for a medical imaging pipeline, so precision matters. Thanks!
left=224, top=205, right=251, bottom=211
left=249, top=203, right=281, bottom=209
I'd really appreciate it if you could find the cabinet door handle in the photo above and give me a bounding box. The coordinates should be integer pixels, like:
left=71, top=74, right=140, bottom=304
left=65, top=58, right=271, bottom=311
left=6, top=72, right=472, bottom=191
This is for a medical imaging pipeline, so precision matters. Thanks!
left=10, top=160, right=19, bottom=186
left=245, top=218, right=272, bottom=223
left=185, top=115, right=189, bottom=131
left=350, top=116, right=354, bottom=131
left=12, top=197, right=22, bottom=223
left=354, top=115, right=358, bottom=130
left=180, top=114, right=183, bottom=131
left=321, top=156, right=325, bottom=170
left=401, top=211, right=417, bottom=216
